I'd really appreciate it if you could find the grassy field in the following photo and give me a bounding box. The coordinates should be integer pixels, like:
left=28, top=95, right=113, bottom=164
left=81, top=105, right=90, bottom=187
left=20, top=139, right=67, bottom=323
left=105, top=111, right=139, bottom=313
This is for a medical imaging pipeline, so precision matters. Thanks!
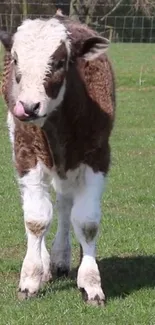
left=0, top=43, right=155, bottom=325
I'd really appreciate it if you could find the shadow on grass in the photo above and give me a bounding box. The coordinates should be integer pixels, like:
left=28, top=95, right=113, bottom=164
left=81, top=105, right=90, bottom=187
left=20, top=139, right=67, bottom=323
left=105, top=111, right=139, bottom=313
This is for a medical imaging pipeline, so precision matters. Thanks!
left=98, top=255, right=155, bottom=299
left=1, top=255, right=155, bottom=300
left=43, top=255, right=155, bottom=300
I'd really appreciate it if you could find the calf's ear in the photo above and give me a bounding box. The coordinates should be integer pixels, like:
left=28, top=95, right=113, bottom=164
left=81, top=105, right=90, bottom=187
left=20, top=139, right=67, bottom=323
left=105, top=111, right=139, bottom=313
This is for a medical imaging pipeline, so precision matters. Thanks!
left=0, top=30, right=12, bottom=51
left=80, top=36, right=110, bottom=61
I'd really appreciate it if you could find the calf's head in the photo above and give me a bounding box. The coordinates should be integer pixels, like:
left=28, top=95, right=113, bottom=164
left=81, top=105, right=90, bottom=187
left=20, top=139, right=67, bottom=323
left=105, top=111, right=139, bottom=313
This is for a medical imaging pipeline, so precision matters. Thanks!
left=0, top=17, right=109, bottom=126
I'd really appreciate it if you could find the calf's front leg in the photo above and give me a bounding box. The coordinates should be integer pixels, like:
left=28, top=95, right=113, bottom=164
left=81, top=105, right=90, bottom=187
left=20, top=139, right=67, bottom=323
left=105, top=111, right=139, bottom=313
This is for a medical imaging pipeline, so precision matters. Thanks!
left=17, top=162, right=53, bottom=299
left=71, top=166, right=105, bottom=306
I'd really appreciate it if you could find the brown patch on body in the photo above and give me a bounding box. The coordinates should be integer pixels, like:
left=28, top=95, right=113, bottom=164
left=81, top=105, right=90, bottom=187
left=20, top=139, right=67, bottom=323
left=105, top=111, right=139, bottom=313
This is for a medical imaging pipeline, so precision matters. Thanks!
left=82, top=222, right=98, bottom=243
left=26, top=221, right=46, bottom=237
left=79, top=57, right=115, bottom=117
left=14, top=121, right=53, bottom=176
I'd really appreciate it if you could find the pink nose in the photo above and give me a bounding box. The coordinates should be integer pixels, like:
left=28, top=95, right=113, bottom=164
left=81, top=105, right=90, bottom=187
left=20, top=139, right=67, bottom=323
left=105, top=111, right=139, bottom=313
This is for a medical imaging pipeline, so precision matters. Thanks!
left=13, top=101, right=29, bottom=118
left=13, top=101, right=40, bottom=119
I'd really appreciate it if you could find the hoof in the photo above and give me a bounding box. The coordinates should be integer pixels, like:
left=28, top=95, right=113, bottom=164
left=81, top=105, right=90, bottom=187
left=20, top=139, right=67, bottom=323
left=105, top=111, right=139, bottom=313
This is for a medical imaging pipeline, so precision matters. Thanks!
left=80, top=288, right=105, bottom=307
left=56, top=266, right=69, bottom=278
left=18, top=288, right=37, bottom=301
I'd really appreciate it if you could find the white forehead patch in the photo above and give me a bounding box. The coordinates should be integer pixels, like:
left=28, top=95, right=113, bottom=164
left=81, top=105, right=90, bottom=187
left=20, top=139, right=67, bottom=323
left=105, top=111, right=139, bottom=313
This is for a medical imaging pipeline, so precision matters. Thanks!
left=12, top=18, right=70, bottom=80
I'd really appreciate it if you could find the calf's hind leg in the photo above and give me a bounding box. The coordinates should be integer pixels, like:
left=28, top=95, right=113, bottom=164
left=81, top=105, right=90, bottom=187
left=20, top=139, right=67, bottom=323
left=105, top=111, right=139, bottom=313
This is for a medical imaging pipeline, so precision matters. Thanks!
left=51, top=193, right=73, bottom=277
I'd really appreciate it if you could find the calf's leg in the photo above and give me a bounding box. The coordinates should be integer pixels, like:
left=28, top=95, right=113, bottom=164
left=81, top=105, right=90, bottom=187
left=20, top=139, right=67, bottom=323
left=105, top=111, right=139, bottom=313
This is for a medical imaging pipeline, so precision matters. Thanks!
left=51, top=193, right=72, bottom=276
left=71, top=166, right=105, bottom=306
left=41, top=236, right=52, bottom=283
left=18, top=162, right=53, bottom=299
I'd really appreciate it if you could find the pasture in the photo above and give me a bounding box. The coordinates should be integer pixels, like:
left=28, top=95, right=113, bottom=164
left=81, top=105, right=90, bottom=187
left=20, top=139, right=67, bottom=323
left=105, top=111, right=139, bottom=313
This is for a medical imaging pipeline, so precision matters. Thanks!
left=0, top=43, right=155, bottom=325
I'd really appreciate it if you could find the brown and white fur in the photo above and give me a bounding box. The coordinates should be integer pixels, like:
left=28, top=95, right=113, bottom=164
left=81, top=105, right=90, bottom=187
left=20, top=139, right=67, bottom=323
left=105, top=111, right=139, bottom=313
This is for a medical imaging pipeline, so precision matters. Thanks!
left=0, top=12, right=116, bottom=305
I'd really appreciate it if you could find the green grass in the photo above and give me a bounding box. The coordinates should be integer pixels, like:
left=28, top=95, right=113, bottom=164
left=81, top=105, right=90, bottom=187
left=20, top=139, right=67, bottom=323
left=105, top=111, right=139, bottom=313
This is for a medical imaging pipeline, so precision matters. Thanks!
left=0, top=44, right=155, bottom=324
left=109, top=43, right=155, bottom=88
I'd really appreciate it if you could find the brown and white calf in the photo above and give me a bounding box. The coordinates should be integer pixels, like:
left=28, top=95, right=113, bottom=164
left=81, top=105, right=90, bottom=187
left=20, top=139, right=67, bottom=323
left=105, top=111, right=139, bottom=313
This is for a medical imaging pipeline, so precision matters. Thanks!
left=0, top=13, right=116, bottom=305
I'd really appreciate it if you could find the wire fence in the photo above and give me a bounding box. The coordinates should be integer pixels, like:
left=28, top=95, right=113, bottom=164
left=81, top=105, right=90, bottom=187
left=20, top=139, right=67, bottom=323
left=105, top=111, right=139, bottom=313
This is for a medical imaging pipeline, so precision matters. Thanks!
left=96, top=16, right=155, bottom=42
left=0, top=1, right=155, bottom=42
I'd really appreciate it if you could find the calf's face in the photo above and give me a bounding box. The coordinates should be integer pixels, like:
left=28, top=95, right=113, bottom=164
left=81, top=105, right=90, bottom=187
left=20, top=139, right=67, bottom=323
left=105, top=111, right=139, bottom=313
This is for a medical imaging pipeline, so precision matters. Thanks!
left=11, top=18, right=70, bottom=126
left=0, top=17, right=109, bottom=126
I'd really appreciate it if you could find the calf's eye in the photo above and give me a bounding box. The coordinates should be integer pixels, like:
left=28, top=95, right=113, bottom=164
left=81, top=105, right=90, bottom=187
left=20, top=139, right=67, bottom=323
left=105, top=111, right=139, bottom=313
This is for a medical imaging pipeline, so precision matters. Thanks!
left=53, top=59, right=66, bottom=71
left=15, top=73, right=21, bottom=83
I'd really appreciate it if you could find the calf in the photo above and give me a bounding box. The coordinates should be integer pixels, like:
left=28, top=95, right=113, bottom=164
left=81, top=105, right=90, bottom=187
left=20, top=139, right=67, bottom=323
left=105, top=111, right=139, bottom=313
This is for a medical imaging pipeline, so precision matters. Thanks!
left=0, top=13, right=116, bottom=305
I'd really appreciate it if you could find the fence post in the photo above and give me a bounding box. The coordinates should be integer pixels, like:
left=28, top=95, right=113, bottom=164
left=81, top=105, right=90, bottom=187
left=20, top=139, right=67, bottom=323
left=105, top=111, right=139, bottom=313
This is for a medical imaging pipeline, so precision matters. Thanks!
left=22, top=0, right=28, bottom=18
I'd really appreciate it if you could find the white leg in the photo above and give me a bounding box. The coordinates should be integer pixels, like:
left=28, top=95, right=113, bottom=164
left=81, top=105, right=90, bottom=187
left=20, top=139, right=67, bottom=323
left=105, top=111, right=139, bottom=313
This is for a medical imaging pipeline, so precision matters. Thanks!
left=51, top=193, right=73, bottom=276
left=41, top=236, right=52, bottom=283
left=18, top=162, right=53, bottom=300
left=71, top=166, right=105, bottom=306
